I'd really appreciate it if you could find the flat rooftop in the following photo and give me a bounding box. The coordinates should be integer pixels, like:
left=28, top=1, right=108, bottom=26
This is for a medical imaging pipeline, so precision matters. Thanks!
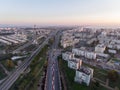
left=65, top=52, right=73, bottom=54
left=77, top=67, right=93, bottom=75
left=69, top=59, right=80, bottom=63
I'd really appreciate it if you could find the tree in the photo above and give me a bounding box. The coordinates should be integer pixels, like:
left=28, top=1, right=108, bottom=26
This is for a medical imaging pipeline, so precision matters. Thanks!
left=91, top=81, right=100, bottom=90
left=6, top=59, right=14, bottom=68
left=115, top=86, right=119, bottom=90
left=107, top=70, right=119, bottom=82
left=95, top=81, right=100, bottom=87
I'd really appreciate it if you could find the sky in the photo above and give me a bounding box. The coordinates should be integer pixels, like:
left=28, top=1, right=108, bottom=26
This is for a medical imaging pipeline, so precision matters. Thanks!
left=0, top=0, right=120, bottom=26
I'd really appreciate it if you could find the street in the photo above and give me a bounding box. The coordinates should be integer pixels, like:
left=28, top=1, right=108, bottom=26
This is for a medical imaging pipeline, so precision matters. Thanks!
left=45, top=31, right=61, bottom=90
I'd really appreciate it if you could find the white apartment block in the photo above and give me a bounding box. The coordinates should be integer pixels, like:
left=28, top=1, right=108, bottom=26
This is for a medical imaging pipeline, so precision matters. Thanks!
left=60, top=31, right=79, bottom=48
left=62, top=52, right=74, bottom=61
left=72, top=48, right=96, bottom=59
left=61, top=36, right=74, bottom=48
left=74, top=67, right=94, bottom=86
left=68, top=59, right=82, bottom=70
left=96, top=53, right=109, bottom=58
left=108, top=49, right=117, bottom=54
left=95, top=44, right=106, bottom=53
left=61, top=40, right=74, bottom=48
left=107, top=40, right=120, bottom=50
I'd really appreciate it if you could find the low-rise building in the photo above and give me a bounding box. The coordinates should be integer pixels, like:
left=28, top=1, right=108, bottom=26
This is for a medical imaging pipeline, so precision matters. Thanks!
left=0, top=36, right=19, bottom=44
left=74, top=67, right=94, bottom=86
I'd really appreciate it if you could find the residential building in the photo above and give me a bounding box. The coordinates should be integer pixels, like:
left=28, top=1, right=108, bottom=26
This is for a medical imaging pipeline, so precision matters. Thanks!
left=72, top=48, right=96, bottom=59
left=74, top=67, right=94, bottom=86
left=96, top=53, right=109, bottom=58
left=95, top=44, right=106, bottom=53
left=62, top=52, right=74, bottom=61
left=108, top=49, right=117, bottom=54
left=68, top=59, right=82, bottom=70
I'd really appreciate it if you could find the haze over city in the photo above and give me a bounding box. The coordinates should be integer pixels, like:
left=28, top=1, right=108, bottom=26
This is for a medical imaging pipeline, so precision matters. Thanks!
left=1, top=0, right=120, bottom=26
left=1, top=0, right=120, bottom=90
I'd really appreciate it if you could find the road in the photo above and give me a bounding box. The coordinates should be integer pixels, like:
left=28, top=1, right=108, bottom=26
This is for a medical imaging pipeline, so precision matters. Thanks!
left=0, top=63, right=10, bottom=75
left=0, top=31, right=57, bottom=90
left=45, top=31, right=62, bottom=90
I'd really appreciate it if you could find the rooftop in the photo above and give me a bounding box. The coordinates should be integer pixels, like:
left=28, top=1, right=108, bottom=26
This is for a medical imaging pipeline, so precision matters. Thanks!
left=65, top=52, right=73, bottom=54
left=69, top=59, right=80, bottom=63
left=96, top=44, right=106, bottom=48
left=77, top=67, right=93, bottom=75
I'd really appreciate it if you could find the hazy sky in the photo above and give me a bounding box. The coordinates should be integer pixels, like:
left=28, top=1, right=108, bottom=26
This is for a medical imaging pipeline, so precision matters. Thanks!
left=0, top=0, right=120, bottom=25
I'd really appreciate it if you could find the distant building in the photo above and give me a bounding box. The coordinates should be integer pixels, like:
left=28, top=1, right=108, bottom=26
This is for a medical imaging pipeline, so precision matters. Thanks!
left=96, top=53, right=109, bottom=58
left=95, top=44, right=106, bottom=53
left=0, top=38, right=12, bottom=45
left=108, top=49, right=117, bottom=54
left=74, top=67, right=94, bottom=86
left=0, top=36, right=19, bottom=44
left=0, top=32, right=28, bottom=45
left=60, top=31, right=79, bottom=48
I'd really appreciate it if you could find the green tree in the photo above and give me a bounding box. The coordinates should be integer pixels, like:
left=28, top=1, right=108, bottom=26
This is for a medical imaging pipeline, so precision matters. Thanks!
left=91, top=81, right=100, bottom=90
left=108, top=70, right=119, bottom=82
left=115, top=86, right=119, bottom=90
left=6, top=59, right=14, bottom=68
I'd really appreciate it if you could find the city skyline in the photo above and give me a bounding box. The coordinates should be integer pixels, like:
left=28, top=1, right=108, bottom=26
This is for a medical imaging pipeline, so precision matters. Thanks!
left=1, top=0, right=120, bottom=26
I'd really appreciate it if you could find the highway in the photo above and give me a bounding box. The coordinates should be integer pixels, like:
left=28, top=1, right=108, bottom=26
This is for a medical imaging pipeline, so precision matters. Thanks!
left=45, top=31, right=61, bottom=90
left=0, top=31, right=57, bottom=90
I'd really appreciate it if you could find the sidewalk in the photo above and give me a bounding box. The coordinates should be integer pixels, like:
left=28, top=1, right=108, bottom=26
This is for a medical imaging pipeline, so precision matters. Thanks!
left=92, top=78, right=114, bottom=90
left=0, top=63, right=10, bottom=75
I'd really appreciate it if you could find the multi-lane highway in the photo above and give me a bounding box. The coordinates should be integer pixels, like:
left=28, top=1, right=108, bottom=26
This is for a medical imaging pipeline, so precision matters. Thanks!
left=45, top=31, right=61, bottom=90
left=0, top=31, right=57, bottom=90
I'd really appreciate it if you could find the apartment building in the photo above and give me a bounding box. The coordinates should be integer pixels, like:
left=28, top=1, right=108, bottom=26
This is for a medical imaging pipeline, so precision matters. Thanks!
left=62, top=52, right=74, bottom=61
left=72, top=48, right=96, bottom=59
left=68, top=59, right=82, bottom=70
left=74, top=67, right=94, bottom=86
